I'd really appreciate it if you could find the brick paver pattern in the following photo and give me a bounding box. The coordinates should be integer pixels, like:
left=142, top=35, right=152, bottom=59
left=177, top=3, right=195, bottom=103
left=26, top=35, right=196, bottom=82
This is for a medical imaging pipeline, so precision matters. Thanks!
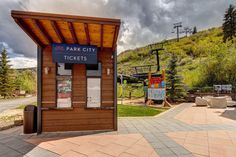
left=26, top=134, right=159, bottom=157
left=0, top=103, right=236, bottom=157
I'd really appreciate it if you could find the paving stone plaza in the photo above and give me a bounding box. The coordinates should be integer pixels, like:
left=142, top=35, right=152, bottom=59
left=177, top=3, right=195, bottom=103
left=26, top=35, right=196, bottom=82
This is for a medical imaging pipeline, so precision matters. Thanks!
left=0, top=103, right=236, bottom=157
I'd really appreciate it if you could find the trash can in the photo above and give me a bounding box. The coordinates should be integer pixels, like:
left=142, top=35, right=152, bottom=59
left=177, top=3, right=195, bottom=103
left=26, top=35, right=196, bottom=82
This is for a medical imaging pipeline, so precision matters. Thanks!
left=23, top=105, right=37, bottom=134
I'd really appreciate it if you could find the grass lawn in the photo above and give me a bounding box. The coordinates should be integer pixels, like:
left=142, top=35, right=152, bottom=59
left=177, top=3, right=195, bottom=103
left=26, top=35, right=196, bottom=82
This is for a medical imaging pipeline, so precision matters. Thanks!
left=118, top=104, right=168, bottom=117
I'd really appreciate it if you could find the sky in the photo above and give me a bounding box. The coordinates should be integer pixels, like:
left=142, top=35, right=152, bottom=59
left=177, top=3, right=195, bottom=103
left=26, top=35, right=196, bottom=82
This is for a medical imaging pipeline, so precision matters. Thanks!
left=0, top=0, right=235, bottom=68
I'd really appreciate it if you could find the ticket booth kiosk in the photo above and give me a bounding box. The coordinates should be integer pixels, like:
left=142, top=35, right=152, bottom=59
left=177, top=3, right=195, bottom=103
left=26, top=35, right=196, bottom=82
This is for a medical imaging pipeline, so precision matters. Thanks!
left=11, top=10, right=120, bottom=133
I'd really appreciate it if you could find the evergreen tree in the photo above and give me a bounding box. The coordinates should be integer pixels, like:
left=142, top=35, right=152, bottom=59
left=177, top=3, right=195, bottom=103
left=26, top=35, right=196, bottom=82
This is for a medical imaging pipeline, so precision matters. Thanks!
left=223, top=4, right=236, bottom=43
left=166, top=53, right=186, bottom=102
left=192, top=26, right=197, bottom=34
left=0, top=48, right=14, bottom=98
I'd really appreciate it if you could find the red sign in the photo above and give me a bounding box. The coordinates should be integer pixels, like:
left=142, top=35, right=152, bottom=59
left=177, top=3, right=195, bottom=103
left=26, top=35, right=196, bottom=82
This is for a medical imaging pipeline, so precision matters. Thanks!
left=150, top=77, right=162, bottom=84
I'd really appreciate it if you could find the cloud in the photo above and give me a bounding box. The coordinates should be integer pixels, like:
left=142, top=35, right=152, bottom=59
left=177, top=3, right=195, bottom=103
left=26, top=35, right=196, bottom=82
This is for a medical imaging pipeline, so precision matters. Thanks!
left=0, top=0, right=235, bottom=68
left=0, top=0, right=36, bottom=58
left=0, top=42, right=36, bottom=69
left=9, top=57, right=37, bottom=69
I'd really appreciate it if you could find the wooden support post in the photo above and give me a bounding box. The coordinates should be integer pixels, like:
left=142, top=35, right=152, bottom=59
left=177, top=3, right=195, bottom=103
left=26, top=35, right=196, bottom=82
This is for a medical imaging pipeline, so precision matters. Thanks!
left=37, top=46, right=42, bottom=134
left=113, top=49, right=118, bottom=131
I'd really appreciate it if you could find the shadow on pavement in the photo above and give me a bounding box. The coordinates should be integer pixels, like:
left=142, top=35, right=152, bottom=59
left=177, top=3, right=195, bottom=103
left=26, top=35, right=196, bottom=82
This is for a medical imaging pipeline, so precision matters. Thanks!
left=0, top=126, right=115, bottom=157
left=220, top=107, right=236, bottom=121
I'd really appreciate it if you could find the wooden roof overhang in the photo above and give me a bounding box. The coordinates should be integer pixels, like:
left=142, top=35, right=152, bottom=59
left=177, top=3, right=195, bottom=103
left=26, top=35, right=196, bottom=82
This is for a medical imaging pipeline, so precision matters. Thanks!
left=11, top=10, right=121, bottom=51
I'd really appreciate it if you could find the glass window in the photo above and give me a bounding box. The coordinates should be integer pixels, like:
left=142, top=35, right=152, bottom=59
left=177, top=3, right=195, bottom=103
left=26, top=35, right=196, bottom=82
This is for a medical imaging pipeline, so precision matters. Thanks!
left=86, top=62, right=102, bottom=108
left=57, top=77, right=72, bottom=108
left=57, top=63, right=72, bottom=76
left=87, top=78, right=101, bottom=108
left=86, top=62, right=101, bottom=77
left=57, top=63, right=72, bottom=108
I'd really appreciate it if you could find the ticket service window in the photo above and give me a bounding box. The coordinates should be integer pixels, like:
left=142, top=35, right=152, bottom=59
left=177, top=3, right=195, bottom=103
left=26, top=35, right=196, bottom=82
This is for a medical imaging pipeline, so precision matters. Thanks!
left=56, top=63, right=72, bottom=108
left=52, top=43, right=100, bottom=108
left=86, top=63, right=102, bottom=108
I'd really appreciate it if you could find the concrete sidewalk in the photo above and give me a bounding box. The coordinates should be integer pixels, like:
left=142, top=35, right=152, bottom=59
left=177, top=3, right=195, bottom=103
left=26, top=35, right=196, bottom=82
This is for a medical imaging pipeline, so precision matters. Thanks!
left=0, top=103, right=236, bottom=157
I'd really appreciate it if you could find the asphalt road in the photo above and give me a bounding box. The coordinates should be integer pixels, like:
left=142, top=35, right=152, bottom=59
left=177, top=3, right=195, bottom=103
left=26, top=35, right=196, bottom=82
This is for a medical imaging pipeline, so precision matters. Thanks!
left=0, top=96, right=36, bottom=113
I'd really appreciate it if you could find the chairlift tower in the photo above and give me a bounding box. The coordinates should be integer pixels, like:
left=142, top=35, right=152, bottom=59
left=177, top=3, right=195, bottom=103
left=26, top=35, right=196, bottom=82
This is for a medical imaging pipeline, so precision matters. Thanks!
left=173, top=22, right=182, bottom=42
left=181, top=27, right=193, bottom=37
left=149, top=48, right=164, bottom=72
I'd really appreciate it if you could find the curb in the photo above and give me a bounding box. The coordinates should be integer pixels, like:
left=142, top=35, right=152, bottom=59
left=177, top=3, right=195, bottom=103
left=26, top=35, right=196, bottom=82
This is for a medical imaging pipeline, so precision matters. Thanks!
left=0, top=120, right=23, bottom=131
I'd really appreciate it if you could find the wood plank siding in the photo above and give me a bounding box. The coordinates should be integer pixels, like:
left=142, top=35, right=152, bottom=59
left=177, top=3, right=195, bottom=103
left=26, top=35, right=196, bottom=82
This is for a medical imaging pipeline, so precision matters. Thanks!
left=41, top=46, right=114, bottom=132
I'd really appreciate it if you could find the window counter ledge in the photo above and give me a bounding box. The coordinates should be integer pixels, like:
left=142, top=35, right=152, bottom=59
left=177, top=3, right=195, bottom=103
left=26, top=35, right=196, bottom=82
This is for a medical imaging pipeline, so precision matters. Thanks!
left=41, top=107, right=74, bottom=111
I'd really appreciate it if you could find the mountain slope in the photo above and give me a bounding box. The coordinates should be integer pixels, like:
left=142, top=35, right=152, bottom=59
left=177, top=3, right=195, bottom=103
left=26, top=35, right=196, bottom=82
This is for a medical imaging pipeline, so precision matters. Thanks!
left=117, top=27, right=236, bottom=88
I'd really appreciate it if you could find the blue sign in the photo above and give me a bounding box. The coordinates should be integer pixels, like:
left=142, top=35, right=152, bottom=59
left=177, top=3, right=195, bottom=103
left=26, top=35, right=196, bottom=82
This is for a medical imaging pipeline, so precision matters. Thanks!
left=52, top=43, right=97, bottom=64
left=148, top=88, right=166, bottom=100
